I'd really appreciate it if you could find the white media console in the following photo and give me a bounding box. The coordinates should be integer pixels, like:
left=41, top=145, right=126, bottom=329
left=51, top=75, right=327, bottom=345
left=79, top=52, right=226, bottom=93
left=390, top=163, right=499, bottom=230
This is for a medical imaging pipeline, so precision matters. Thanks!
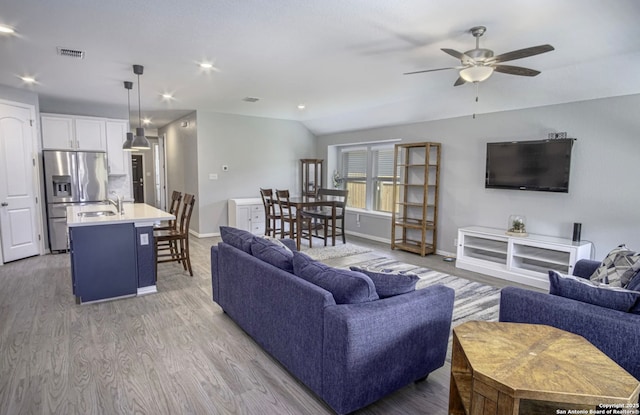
left=456, top=226, right=592, bottom=289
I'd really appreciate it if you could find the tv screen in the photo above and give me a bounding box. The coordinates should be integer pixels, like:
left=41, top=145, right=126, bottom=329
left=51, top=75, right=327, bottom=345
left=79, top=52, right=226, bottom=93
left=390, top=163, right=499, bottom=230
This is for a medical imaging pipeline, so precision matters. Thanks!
left=485, top=139, right=574, bottom=193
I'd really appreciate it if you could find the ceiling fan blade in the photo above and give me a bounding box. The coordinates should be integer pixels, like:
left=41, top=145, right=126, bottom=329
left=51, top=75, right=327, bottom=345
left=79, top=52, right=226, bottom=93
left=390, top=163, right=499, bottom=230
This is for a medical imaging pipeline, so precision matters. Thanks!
left=404, top=67, right=457, bottom=75
left=491, top=44, right=555, bottom=63
left=441, top=48, right=472, bottom=62
left=493, top=65, right=541, bottom=77
left=453, top=76, right=466, bottom=86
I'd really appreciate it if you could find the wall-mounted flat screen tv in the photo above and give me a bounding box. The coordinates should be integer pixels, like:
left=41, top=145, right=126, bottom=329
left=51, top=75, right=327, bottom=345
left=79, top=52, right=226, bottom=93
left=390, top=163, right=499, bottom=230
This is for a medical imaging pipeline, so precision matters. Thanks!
left=485, top=139, right=574, bottom=193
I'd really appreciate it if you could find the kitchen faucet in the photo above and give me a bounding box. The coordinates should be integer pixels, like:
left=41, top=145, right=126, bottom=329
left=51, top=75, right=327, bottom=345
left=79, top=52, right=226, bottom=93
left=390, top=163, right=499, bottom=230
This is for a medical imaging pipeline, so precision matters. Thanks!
left=108, top=192, right=124, bottom=214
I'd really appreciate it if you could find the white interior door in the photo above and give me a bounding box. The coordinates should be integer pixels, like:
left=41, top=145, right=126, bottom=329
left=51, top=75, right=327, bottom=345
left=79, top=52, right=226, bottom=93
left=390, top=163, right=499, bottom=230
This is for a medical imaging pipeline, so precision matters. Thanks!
left=0, top=102, right=41, bottom=262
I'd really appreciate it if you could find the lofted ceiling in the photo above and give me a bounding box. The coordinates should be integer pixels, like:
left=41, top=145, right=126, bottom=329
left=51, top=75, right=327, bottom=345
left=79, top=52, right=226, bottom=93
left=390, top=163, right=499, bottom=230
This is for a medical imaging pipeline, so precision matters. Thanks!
left=1, top=0, right=640, bottom=135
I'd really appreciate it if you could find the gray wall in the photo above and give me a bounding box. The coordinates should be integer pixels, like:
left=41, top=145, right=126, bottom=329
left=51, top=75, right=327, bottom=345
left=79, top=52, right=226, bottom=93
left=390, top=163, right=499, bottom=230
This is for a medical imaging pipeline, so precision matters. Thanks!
left=39, top=96, right=126, bottom=119
left=160, top=112, right=199, bottom=230
left=0, top=84, right=39, bottom=110
left=317, top=94, right=640, bottom=258
left=195, top=111, right=317, bottom=236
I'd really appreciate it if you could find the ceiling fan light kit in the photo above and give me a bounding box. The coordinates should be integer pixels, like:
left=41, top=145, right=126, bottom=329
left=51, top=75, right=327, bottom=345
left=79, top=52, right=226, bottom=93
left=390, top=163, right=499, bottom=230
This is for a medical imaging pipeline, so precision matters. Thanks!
left=459, top=66, right=494, bottom=83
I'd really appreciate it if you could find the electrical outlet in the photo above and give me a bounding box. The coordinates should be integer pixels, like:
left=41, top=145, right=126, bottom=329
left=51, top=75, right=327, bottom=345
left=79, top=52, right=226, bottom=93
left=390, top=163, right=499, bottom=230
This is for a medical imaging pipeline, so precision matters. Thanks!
left=140, top=233, right=149, bottom=246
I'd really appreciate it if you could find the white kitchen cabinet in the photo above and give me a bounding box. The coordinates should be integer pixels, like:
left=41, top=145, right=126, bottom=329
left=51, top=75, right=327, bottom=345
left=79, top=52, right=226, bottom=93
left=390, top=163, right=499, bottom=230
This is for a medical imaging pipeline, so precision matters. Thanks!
left=41, top=113, right=107, bottom=151
left=456, top=226, right=592, bottom=290
left=228, top=198, right=265, bottom=235
left=74, top=117, right=106, bottom=151
left=41, top=115, right=74, bottom=150
left=105, top=120, right=130, bottom=176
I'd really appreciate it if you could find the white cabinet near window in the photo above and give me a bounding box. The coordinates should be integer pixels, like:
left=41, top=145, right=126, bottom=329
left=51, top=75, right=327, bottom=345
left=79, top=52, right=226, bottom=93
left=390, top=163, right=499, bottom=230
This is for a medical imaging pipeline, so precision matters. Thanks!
left=105, top=120, right=130, bottom=176
left=228, top=198, right=265, bottom=235
left=456, top=226, right=592, bottom=289
left=41, top=113, right=107, bottom=151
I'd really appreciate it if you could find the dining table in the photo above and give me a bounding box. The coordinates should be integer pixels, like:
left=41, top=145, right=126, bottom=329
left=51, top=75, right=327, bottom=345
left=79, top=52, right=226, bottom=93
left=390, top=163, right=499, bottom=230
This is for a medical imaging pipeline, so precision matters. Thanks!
left=283, top=196, right=338, bottom=250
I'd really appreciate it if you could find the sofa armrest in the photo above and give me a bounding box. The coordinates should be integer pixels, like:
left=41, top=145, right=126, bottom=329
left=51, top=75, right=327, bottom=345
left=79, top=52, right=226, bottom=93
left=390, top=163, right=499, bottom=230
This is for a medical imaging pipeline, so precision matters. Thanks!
left=211, top=244, right=220, bottom=303
left=499, top=286, right=640, bottom=380
left=322, top=285, right=455, bottom=414
left=573, top=259, right=600, bottom=278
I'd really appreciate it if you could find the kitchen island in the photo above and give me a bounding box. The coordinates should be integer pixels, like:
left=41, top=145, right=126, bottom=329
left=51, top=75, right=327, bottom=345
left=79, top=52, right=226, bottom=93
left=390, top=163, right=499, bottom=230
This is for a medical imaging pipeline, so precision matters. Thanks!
left=67, top=203, right=174, bottom=304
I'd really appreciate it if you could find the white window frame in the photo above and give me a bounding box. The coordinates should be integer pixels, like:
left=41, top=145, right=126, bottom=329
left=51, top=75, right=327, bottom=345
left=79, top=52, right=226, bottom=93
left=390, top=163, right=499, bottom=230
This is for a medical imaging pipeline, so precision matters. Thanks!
left=339, top=143, right=395, bottom=213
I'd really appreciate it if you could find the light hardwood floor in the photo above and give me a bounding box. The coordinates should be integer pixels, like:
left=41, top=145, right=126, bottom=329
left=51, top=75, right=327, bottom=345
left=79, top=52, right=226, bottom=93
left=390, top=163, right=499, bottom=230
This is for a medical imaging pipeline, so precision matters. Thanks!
left=0, top=234, right=531, bottom=415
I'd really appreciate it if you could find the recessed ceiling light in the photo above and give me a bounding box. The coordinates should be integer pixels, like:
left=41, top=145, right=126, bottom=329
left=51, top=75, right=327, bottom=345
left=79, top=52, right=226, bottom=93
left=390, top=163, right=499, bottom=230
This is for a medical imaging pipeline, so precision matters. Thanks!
left=0, top=25, right=15, bottom=34
left=162, top=93, right=173, bottom=100
left=298, top=104, right=306, bottom=110
left=20, top=76, right=36, bottom=84
left=200, top=62, right=213, bottom=69
left=142, top=118, right=151, bottom=125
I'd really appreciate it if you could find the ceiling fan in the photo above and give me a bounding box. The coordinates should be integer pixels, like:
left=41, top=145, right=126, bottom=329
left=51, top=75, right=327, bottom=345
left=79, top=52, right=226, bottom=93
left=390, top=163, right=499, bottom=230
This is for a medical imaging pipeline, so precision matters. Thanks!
left=404, top=26, right=554, bottom=86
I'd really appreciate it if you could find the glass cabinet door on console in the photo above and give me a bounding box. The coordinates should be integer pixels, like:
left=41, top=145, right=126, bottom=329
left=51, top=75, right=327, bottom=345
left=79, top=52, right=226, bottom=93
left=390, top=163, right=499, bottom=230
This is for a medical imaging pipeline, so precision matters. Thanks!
left=301, top=159, right=323, bottom=197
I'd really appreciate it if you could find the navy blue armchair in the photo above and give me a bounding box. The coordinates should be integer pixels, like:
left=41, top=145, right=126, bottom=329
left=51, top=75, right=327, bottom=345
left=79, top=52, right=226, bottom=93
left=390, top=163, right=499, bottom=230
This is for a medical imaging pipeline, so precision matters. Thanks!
left=499, top=259, right=640, bottom=380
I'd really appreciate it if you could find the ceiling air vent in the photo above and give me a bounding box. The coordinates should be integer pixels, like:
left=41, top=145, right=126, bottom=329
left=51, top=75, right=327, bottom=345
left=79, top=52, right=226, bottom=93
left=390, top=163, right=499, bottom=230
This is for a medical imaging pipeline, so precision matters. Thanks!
left=57, top=47, right=85, bottom=59
left=242, top=96, right=260, bottom=103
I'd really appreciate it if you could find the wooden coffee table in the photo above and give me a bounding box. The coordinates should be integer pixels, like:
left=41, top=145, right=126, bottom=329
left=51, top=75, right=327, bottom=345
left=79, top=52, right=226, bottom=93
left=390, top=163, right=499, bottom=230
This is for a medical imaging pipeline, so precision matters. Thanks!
left=449, top=321, right=640, bottom=415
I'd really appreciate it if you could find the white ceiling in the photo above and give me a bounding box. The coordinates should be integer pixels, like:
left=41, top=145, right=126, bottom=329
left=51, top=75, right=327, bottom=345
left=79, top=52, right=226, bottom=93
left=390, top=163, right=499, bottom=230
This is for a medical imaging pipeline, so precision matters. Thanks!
left=2, top=0, right=640, bottom=135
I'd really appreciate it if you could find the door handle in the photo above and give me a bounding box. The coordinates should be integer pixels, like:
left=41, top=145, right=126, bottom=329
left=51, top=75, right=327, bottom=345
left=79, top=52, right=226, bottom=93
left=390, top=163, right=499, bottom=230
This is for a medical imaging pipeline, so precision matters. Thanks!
left=1, top=202, right=7, bottom=207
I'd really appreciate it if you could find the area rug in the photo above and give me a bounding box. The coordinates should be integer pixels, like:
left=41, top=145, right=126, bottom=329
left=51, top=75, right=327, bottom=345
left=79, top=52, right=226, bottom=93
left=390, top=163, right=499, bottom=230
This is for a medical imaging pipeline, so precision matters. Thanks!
left=301, top=243, right=373, bottom=261
left=350, top=257, right=501, bottom=361
left=351, top=257, right=500, bottom=326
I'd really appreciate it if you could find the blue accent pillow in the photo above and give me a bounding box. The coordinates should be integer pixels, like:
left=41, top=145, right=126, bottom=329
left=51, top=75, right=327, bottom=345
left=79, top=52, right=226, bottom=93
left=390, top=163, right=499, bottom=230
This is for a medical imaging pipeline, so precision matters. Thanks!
left=549, top=270, right=640, bottom=314
left=219, top=226, right=254, bottom=254
left=349, top=266, right=419, bottom=298
left=626, top=271, right=640, bottom=292
left=251, top=236, right=294, bottom=273
left=292, top=252, right=379, bottom=304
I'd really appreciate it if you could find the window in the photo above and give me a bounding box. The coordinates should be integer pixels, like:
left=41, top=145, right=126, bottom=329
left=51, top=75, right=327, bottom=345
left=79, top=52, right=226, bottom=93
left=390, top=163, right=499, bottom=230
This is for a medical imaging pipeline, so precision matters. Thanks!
left=340, top=144, right=395, bottom=213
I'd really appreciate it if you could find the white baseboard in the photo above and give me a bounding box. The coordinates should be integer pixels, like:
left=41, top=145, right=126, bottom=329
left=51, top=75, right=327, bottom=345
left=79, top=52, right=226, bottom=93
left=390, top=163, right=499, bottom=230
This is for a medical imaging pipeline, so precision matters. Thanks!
left=346, top=230, right=456, bottom=258
left=137, top=285, right=158, bottom=296
left=190, top=229, right=219, bottom=238
left=345, top=230, right=390, bottom=244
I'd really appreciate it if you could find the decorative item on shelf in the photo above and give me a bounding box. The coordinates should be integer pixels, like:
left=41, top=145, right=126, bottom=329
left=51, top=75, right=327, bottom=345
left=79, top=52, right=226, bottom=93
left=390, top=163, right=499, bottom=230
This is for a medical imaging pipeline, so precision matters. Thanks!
left=548, top=132, right=568, bottom=139
left=332, top=170, right=344, bottom=188
left=506, top=215, right=528, bottom=237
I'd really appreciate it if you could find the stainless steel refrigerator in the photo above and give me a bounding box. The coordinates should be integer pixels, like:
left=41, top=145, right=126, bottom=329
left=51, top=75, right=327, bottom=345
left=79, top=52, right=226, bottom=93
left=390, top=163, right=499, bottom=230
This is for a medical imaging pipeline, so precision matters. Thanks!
left=43, top=150, right=108, bottom=252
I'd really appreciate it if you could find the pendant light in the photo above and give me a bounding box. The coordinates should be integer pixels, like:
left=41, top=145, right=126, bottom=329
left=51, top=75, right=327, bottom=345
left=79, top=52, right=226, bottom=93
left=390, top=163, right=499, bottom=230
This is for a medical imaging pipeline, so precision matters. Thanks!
left=122, top=81, right=136, bottom=151
left=131, top=64, right=150, bottom=149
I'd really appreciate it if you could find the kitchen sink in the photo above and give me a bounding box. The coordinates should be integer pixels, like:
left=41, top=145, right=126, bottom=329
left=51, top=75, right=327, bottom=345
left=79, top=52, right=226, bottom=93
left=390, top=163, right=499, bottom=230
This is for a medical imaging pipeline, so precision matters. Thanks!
left=78, top=210, right=116, bottom=217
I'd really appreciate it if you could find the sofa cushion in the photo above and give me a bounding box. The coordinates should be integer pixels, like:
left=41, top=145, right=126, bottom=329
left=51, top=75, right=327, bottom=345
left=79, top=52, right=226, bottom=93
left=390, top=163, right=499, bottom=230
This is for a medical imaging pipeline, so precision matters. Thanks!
left=349, top=266, right=419, bottom=298
left=590, top=244, right=640, bottom=287
left=219, top=226, right=254, bottom=254
left=293, top=252, right=378, bottom=304
left=256, top=234, right=293, bottom=253
left=250, top=236, right=294, bottom=273
left=550, top=270, right=640, bottom=313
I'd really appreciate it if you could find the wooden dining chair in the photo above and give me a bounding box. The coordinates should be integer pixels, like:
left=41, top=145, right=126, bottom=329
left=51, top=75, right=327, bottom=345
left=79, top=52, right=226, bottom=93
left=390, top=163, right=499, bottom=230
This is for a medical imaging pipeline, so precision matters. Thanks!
left=275, top=189, right=313, bottom=247
left=154, top=190, right=182, bottom=232
left=155, top=193, right=196, bottom=277
left=300, top=188, right=348, bottom=245
left=259, top=188, right=282, bottom=237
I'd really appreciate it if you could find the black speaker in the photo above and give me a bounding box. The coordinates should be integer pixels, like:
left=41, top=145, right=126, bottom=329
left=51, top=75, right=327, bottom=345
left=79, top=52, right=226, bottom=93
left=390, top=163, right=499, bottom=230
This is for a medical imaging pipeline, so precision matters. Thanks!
left=572, top=223, right=582, bottom=242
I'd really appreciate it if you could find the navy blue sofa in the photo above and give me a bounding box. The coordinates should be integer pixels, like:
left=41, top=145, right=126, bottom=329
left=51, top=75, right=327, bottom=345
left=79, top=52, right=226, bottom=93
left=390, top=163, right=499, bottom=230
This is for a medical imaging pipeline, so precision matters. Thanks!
left=499, top=259, right=640, bottom=380
left=211, top=239, right=455, bottom=414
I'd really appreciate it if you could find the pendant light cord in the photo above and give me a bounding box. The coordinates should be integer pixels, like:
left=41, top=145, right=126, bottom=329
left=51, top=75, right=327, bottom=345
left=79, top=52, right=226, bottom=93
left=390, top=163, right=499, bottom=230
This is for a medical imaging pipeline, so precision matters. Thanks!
left=137, top=73, right=142, bottom=128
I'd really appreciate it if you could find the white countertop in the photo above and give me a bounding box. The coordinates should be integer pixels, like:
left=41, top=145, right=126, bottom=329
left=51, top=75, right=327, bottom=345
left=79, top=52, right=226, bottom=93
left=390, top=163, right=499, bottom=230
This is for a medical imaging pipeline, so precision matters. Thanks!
left=67, top=203, right=175, bottom=227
